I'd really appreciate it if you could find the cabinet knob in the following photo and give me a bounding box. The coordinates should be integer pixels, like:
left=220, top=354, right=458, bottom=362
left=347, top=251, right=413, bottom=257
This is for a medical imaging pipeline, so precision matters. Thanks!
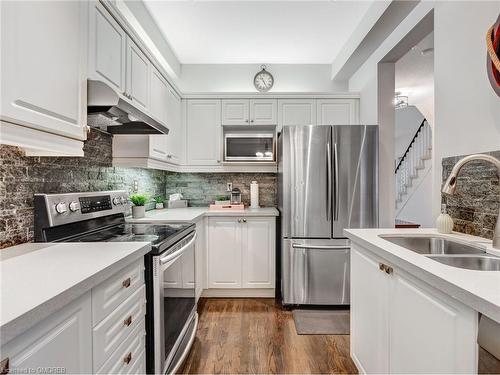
left=122, top=277, right=131, bottom=288
left=250, top=120, right=254, bottom=123
left=0, top=358, right=9, bottom=375
left=242, top=218, right=247, bottom=223
left=123, top=352, right=132, bottom=365
left=245, top=119, right=249, bottom=123
left=124, top=315, right=132, bottom=327
left=379, top=263, right=393, bottom=275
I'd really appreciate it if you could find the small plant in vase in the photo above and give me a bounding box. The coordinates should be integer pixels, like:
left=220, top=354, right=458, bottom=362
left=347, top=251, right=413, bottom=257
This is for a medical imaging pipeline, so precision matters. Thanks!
left=130, top=193, right=148, bottom=218
left=214, top=195, right=231, bottom=206
left=154, top=196, right=165, bottom=209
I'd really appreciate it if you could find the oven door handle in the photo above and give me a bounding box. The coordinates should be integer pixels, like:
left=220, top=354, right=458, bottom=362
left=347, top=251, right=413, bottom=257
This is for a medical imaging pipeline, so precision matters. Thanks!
left=159, top=232, right=197, bottom=265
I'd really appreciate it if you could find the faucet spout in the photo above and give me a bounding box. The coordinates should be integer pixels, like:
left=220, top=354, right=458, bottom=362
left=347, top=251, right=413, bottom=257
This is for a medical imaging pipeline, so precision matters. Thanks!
left=441, top=154, right=500, bottom=249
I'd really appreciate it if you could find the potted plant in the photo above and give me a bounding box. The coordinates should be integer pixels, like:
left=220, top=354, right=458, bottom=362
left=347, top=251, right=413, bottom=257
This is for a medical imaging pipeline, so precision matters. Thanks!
left=130, top=193, right=148, bottom=218
left=154, top=196, right=165, bottom=209
left=214, top=195, right=231, bottom=205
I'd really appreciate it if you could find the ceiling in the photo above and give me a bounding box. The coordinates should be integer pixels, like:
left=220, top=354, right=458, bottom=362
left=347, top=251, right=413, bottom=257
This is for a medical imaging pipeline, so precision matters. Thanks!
left=144, top=1, right=374, bottom=64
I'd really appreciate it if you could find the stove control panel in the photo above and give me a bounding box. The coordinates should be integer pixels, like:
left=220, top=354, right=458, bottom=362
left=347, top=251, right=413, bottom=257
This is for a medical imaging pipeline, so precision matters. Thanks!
left=79, top=195, right=112, bottom=214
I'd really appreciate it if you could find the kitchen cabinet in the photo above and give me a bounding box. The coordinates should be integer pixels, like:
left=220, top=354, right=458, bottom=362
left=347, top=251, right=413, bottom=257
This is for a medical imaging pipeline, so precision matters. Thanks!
left=1, top=292, right=92, bottom=374
left=186, top=100, right=222, bottom=166
left=0, top=0, right=88, bottom=146
left=195, top=219, right=207, bottom=301
left=165, top=85, right=183, bottom=164
left=277, top=99, right=317, bottom=131
left=351, top=245, right=477, bottom=374
left=88, top=1, right=126, bottom=93
left=126, top=38, right=150, bottom=112
left=207, top=217, right=275, bottom=290
left=316, top=99, right=359, bottom=125
left=222, top=99, right=277, bottom=125
left=149, top=66, right=169, bottom=125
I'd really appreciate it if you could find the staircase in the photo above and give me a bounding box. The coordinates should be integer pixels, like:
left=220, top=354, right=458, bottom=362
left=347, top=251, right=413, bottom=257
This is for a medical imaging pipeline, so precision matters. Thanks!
left=395, top=119, right=432, bottom=209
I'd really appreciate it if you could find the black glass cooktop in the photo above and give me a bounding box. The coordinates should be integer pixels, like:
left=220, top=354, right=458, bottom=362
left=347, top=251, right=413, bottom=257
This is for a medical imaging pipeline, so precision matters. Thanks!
left=68, top=222, right=194, bottom=254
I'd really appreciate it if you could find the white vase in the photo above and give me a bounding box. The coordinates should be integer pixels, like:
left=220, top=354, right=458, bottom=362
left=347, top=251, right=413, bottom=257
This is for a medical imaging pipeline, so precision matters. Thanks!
left=132, top=205, right=145, bottom=219
left=436, top=204, right=454, bottom=234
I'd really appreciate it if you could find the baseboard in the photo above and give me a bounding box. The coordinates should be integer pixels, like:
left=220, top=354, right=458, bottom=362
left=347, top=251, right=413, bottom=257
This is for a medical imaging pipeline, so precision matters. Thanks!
left=201, top=288, right=275, bottom=298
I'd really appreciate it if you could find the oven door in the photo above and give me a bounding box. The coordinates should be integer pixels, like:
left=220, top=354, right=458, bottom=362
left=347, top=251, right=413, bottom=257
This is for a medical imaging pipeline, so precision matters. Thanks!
left=153, top=231, right=197, bottom=374
left=224, top=133, right=275, bottom=162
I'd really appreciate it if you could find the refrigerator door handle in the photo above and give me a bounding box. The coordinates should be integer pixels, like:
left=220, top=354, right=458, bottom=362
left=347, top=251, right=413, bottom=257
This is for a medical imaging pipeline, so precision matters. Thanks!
left=292, top=243, right=350, bottom=250
left=334, top=142, right=339, bottom=221
left=327, top=141, right=332, bottom=221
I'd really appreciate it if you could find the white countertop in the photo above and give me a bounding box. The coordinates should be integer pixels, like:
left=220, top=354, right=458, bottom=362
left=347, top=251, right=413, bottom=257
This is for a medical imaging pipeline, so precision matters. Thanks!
left=127, top=206, right=280, bottom=223
left=0, top=241, right=151, bottom=343
left=344, top=228, right=500, bottom=323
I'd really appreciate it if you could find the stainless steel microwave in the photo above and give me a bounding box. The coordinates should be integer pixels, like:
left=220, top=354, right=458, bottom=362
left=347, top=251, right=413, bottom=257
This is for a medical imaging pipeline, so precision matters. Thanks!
left=223, top=126, right=276, bottom=162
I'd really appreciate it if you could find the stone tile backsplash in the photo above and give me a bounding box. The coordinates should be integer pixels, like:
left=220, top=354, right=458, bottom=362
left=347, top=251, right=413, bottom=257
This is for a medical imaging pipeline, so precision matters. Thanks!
left=0, top=130, right=166, bottom=248
left=165, top=172, right=277, bottom=207
left=442, top=150, right=500, bottom=239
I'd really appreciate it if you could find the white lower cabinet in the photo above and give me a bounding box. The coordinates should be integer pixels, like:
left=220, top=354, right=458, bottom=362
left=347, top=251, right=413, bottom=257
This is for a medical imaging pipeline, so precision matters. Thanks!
left=195, top=218, right=207, bottom=301
left=0, top=292, right=93, bottom=374
left=0, top=258, right=146, bottom=374
left=351, top=245, right=478, bottom=374
left=207, top=217, right=275, bottom=292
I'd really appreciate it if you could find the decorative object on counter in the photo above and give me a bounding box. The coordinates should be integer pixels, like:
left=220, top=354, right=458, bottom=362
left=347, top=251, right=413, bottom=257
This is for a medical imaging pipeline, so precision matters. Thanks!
left=231, top=187, right=242, bottom=205
left=169, top=193, right=183, bottom=201
left=436, top=204, right=454, bottom=234
left=250, top=181, right=260, bottom=209
left=442, top=153, right=500, bottom=248
left=214, top=195, right=231, bottom=205
left=154, top=196, right=164, bottom=209
left=130, top=193, right=148, bottom=218
left=167, top=200, right=188, bottom=209
left=486, top=14, right=500, bottom=96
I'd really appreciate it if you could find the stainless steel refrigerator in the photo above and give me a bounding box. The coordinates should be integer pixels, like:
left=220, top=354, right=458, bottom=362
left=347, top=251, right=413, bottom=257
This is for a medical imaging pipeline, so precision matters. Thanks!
left=278, top=125, right=378, bottom=305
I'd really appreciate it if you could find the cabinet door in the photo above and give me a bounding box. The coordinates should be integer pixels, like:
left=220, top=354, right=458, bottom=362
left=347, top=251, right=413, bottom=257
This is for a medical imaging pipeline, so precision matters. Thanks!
left=242, top=218, right=275, bottom=288
left=250, top=99, right=277, bottom=125
left=1, top=0, right=87, bottom=140
left=149, top=66, right=169, bottom=125
left=126, top=38, right=149, bottom=112
left=222, top=100, right=249, bottom=125
left=195, top=219, right=206, bottom=301
left=165, top=86, right=182, bottom=164
left=277, top=99, right=316, bottom=131
left=186, top=100, right=221, bottom=165
left=388, top=270, right=477, bottom=374
left=1, top=292, right=92, bottom=374
left=88, top=1, right=126, bottom=93
left=316, top=99, right=359, bottom=125
left=350, top=246, right=389, bottom=374
left=208, top=217, right=242, bottom=288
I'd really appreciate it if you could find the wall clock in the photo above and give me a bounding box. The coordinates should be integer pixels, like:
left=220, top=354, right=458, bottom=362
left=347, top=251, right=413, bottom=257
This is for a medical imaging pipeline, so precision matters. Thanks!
left=254, top=65, right=274, bottom=92
left=487, top=14, right=500, bottom=97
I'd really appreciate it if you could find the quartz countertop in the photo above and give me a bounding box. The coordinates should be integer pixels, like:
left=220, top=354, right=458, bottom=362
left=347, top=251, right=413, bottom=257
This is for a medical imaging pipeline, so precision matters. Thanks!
left=0, top=241, right=151, bottom=344
left=127, top=206, right=279, bottom=223
left=344, top=228, right=500, bottom=323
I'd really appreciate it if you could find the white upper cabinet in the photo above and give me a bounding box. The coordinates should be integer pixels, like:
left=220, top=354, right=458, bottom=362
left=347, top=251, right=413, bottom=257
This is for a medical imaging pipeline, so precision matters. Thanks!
left=277, top=99, right=317, bottom=131
left=126, top=38, right=150, bottom=112
left=165, top=86, right=183, bottom=164
left=316, top=99, right=359, bottom=125
left=0, top=0, right=87, bottom=141
left=88, top=1, right=126, bottom=93
left=149, top=66, right=169, bottom=125
left=186, top=100, right=221, bottom=165
left=249, top=99, right=277, bottom=125
left=222, top=100, right=249, bottom=125
left=222, top=99, right=277, bottom=125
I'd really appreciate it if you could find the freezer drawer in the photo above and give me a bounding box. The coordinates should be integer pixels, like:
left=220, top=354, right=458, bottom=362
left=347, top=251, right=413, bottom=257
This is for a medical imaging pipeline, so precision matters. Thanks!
left=282, top=238, right=350, bottom=305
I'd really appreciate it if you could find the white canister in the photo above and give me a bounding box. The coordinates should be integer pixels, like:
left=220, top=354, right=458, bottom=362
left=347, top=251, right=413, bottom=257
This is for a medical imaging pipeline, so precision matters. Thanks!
left=250, top=181, right=260, bottom=209
left=436, top=204, right=454, bottom=234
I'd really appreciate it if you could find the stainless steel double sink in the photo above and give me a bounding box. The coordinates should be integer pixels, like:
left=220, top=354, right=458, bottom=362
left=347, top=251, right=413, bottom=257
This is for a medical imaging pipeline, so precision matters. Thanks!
left=380, top=236, right=500, bottom=271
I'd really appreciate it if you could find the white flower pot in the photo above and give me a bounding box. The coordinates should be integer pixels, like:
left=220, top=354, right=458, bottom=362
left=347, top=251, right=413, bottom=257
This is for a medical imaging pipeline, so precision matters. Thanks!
left=155, top=203, right=164, bottom=209
left=132, top=205, right=145, bottom=219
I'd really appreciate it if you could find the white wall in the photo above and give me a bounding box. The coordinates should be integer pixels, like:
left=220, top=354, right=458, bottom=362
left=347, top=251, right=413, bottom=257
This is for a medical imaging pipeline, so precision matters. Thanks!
left=179, top=64, right=348, bottom=93
left=432, top=1, right=500, bottom=218
left=396, top=165, right=433, bottom=227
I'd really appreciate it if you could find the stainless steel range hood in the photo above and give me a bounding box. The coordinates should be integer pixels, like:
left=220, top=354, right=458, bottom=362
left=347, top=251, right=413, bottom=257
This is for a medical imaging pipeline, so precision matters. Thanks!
left=87, top=80, right=169, bottom=135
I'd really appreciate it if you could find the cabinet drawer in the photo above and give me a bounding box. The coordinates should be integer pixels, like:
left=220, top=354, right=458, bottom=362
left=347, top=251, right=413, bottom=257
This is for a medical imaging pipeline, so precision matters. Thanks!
left=96, top=318, right=146, bottom=374
left=92, top=259, right=144, bottom=325
left=93, top=285, right=146, bottom=371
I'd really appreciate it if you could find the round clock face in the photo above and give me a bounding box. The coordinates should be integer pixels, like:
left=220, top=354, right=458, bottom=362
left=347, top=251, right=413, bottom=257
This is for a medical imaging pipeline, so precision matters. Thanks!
left=254, top=69, right=274, bottom=92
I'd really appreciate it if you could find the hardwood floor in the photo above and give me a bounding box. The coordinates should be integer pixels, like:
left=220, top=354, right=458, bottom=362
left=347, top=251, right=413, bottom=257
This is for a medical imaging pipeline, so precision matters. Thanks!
left=178, top=298, right=358, bottom=374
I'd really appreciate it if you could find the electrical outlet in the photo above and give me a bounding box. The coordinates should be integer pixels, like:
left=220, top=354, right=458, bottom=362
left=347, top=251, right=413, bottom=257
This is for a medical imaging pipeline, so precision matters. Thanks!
left=133, top=180, right=139, bottom=192
left=227, top=182, right=232, bottom=192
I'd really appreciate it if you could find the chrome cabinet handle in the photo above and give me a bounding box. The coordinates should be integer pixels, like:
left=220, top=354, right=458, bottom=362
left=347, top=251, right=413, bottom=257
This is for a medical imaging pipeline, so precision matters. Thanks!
left=245, top=119, right=249, bottom=123
left=250, top=119, right=254, bottom=123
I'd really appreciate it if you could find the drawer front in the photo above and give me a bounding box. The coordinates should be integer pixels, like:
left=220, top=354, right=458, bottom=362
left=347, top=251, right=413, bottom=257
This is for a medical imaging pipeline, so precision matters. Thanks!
left=97, top=319, right=146, bottom=374
left=93, top=285, right=146, bottom=371
left=92, top=259, right=144, bottom=325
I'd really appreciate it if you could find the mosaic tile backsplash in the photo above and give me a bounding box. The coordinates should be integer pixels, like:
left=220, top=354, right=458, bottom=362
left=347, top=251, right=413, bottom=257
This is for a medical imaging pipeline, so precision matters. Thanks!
left=442, top=150, right=500, bottom=240
left=165, top=172, right=277, bottom=207
left=0, top=130, right=166, bottom=248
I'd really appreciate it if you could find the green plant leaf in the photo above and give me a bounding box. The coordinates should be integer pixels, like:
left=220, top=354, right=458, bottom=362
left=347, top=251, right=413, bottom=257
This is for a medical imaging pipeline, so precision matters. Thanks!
left=129, top=193, right=148, bottom=206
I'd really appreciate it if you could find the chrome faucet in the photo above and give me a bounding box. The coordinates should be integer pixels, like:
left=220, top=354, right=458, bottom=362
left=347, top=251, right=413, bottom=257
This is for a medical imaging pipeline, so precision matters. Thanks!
left=442, top=154, right=500, bottom=249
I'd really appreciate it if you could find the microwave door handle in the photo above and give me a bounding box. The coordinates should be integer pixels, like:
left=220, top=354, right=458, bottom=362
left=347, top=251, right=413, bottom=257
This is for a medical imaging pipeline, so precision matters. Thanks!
left=159, top=232, right=197, bottom=265
left=326, top=141, right=332, bottom=221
